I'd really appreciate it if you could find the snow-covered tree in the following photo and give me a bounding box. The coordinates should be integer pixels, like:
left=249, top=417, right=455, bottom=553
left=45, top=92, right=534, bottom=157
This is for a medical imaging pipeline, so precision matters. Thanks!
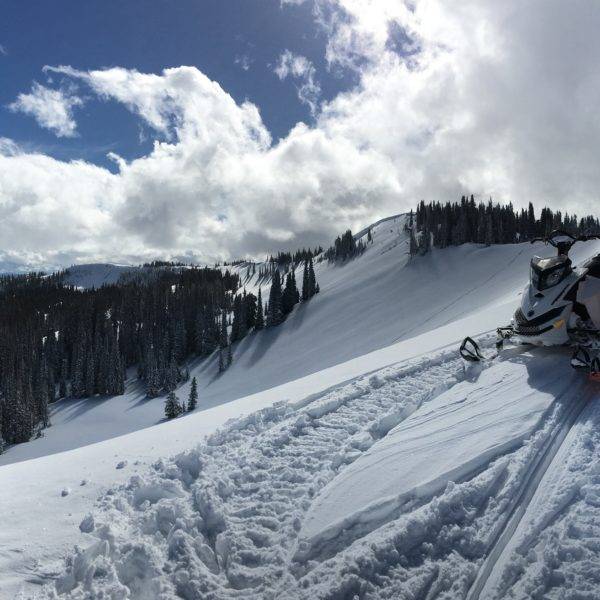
left=164, top=391, right=183, bottom=419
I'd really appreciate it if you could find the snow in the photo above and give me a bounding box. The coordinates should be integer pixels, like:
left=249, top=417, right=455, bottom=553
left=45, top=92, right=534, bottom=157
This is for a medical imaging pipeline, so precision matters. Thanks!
left=297, top=350, right=578, bottom=563
left=478, top=398, right=600, bottom=600
left=2, top=215, right=600, bottom=598
left=62, top=263, right=137, bottom=288
left=2, top=215, right=563, bottom=467
left=28, top=343, right=595, bottom=600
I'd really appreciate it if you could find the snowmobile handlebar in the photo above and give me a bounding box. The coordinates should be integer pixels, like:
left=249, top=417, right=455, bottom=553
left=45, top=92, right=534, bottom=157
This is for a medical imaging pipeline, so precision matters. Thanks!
left=530, top=230, right=600, bottom=255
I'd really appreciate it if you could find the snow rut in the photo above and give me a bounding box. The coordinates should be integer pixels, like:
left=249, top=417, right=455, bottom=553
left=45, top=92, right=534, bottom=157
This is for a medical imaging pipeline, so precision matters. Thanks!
left=292, top=364, right=591, bottom=600
left=466, top=389, right=591, bottom=600
left=48, top=349, right=464, bottom=599
left=46, top=345, right=588, bottom=600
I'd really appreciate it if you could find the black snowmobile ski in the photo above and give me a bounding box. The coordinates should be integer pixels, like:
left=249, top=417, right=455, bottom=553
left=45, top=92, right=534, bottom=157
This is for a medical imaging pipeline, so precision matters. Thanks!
left=459, top=327, right=514, bottom=363
left=459, top=337, right=485, bottom=362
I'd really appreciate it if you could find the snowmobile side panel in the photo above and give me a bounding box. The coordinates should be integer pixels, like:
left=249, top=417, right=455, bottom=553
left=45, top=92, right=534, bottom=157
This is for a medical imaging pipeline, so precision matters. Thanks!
left=576, top=275, right=600, bottom=329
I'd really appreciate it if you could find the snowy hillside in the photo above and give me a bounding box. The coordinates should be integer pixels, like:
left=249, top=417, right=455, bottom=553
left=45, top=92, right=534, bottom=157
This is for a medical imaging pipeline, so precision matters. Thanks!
left=2, top=216, right=600, bottom=598
left=1, top=215, right=562, bottom=466
left=61, top=263, right=138, bottom=289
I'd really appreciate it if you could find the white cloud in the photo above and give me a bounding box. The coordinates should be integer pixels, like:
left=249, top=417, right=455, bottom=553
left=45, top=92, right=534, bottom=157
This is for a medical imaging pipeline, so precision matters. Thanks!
left=4, top=0, right=600, bottom=269
left=0, top=44, right=7, bottom=56
left=8, top=82, right=83, bottom=137
left=275, top=50, right=321, bottom=115
left=234, top=54, right=253, bottom=71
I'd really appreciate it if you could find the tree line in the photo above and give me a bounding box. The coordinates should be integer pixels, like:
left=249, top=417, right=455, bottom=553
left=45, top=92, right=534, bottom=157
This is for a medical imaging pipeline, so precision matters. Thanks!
left=323, top=230, right=366, bottom=262
left=409, top=197, right=600, bottom=255
left=0, top=256, right=322, bottom=445
left=0, top=266, right=238, bottom=448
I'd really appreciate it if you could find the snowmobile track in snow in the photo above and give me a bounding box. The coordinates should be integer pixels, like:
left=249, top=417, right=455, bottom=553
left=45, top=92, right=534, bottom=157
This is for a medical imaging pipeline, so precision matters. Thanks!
left=49, top=349, right=468, bottom=599
left=49, top=341, right=581, bottom=600
left=465, top=387, right=590, bottom=600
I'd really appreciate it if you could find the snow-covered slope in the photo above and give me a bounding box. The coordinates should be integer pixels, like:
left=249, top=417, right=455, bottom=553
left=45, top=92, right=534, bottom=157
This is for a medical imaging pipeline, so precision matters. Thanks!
left=2, top=217, right=600, bottom=598
left=62, top=263, right=138, bottom=288
left=22, top=342, right=599, bottom=600
left=4, top=215, right=584, bottom=467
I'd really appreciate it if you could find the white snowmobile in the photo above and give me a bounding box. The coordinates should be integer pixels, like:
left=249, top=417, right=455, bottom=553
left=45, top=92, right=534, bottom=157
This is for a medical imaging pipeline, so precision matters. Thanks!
left=460, top=229, right=600, bottom=379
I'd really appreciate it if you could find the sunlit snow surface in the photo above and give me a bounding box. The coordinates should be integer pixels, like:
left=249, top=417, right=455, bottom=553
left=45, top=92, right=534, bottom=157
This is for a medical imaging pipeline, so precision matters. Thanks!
left=1, top=216, right=600, bottom=598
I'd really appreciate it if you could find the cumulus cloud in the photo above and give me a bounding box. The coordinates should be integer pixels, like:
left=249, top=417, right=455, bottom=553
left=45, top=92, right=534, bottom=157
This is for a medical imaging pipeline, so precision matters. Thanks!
left=3, top=0, right=600, bottom=269
left=45, top=65, right=271, bottom=147
left=275, top=50, right=321, bottom=115
left=234, top=54, right=253, bottom=71
left=1, top=65, right=394, bottom=264
left=8, top=82, right=83, bottom=137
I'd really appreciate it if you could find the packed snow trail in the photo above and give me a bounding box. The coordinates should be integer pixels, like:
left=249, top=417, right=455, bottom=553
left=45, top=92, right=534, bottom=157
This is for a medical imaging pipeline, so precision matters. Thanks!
left=47, top=348, right=467, bottom=598
left=475, top=395, right=600, bottom=600
left=466, top=383, right=592, bottom=600
left=44, top=344, right=592, bottom=600
left=295, top=355, right=592, bottom=600
left=297, top=350, right=567, bottom=561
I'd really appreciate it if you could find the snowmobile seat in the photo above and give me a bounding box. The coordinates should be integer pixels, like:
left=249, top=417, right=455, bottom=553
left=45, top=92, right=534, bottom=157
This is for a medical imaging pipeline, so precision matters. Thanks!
left=585, top=255, right=600, bottom=278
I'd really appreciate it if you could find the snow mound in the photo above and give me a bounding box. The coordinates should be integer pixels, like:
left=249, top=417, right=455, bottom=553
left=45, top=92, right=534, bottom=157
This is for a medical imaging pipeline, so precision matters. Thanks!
left=46, top=347, right=466, bottom=598
left=45, top=343, right=596, bottom=600
left=297, top=350, right=577, bottom=563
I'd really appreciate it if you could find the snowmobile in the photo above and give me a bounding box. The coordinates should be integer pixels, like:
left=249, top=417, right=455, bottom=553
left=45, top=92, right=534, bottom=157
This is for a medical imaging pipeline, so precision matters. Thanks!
left=460, top=229, right=600, bottom=380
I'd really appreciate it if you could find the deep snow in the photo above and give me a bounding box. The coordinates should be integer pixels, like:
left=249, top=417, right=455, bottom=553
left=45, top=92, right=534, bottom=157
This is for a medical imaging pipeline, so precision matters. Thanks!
left=37, top=344, right=597, bottom=600
left=298, top=350, right=580, bottom=562
left=1, top=216, right=600, bottom=598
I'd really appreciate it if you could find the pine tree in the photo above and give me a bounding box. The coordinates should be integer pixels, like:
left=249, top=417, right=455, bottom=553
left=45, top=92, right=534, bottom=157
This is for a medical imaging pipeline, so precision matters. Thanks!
left=409, top=226, right=418, bottom=258
left=70, top=332, right=86, bottom=398
left=218, top=348, right=225, bottom=373
left=527, top=202, right=536, bottom=239
left=231, top=294, right=242, bottom=342
left=267, top=270, right=283, bottom=327
left=187, top=376, right=198, bottom=411
left=244, top=292, right=257, bottom=330
left=308, top=259, right=317, bottom=296
left=282, top=272, right=298, bottom=315
left=255, top=288, right=264, bottom=330
left=419, top=225, right=431, bottom=255
left=227, top=343, right=233, bottom=367
left=59, top=357, right=68, bottom=398
left=219, top=310, right=228, bottom=349
left=164, top=391, right=182, bottom=419
left=165, top=357, right=180, bottom=392
left=145, top=345, right=162, bottom=398
left=301, top=261, right=310, bottom=301
left=485, top=211, right=493, bottom=246
left=301, top=258, right=318, bottom=300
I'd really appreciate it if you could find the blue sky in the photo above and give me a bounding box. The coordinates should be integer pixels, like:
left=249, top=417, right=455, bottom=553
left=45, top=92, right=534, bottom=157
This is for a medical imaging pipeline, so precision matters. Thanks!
left=0, top=0, right=356, bottom=168
left=1, top=1, right=599, bottom=270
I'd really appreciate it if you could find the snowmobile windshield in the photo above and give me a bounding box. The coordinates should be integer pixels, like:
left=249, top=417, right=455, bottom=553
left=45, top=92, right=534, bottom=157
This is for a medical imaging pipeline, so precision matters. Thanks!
left=530, top=255, right=571, bottom=291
